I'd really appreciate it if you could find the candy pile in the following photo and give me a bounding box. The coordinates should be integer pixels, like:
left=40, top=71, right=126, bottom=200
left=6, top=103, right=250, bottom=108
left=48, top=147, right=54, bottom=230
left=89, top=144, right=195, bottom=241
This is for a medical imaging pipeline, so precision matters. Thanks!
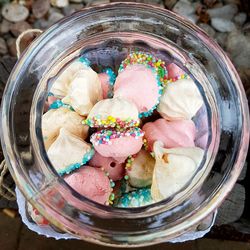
left=37, top=51, right=208, bottom=222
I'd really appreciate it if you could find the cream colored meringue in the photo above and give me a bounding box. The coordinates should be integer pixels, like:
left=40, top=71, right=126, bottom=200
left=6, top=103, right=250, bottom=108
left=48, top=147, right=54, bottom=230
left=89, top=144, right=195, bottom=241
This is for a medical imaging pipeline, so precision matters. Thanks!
left=62, top=67, right=102, bottom=116
left=127, top=150, right=155, bottom=188
left=47, top=128, right=92, bottom=175
left=42, top=107, right=88, bottom=150
left=87, top=97, right=139, bottom=124
left=50, top=61, right=87, bottom=97
left=151, top=141, right=204, bottom=202
left=157, top=78, right=203, bottom=120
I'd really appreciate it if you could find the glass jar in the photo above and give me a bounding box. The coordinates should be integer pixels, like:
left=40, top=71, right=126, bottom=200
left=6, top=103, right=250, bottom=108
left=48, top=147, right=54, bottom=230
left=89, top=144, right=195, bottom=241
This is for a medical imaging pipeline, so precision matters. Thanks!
left=0, top=3, right=249, bottom=247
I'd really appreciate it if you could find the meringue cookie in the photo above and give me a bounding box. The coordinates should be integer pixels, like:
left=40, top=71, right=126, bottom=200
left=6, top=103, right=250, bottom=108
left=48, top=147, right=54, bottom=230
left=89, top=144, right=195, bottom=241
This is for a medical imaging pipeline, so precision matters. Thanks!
left=114, top=65, right=162, bottom=117
left=151, top=141, right=204, bottom=202
left=157, top=78, right=203, bottom=120
left=98, top=68, right=116, bottom=99
left=42, top=107, right=88, bottom=150
left=89, top=152, right=125, bottom=181
left=62, top=67, right=103, bottom=116
left=142, top=118, right=196, bottom=151
left=90, top=128, right=144, bottom=159
left=47, top=128, right=94, bottom=175
left=166, top=63, right=186, bottom=80
left=84, top=97, right=140, bottom=128
left=64, top=166, right=112, bottom=205
left=114, top=51, right=168, bottom=118
left=115, top=187, right=153, bottom=208
left=50, top=61, right=88, bottom=97
left=127, top=150, right=155, bottom=188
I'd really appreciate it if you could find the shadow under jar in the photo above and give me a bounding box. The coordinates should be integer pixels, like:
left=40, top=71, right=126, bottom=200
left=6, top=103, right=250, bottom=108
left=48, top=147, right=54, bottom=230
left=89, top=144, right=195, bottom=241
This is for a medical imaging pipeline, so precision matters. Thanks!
left=0, top=3, right=249, bottom=247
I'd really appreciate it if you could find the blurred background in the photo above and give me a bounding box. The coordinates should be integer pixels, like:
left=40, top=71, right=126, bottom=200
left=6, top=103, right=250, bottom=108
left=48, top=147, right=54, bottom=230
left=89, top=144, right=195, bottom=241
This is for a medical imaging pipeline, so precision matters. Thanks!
left=0, top=0, right=249, bottom=249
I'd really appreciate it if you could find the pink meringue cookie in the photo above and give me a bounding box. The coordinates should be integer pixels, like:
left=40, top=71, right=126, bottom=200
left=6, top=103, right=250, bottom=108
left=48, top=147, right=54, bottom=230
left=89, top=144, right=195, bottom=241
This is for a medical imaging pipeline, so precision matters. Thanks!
left=89, top=152, right=125, bottom=181
left=90, top=128, right=144, bottom=158
left=98, top=73, right=110, bottom=99
left=166, top=63, right=185, bottom=80
left=142, top=118, right=196, bottom=151
left=98, top=69, right=116, bottom=99
left=114, top=65, right=160, bottom=116
left=64, top=166, right=112, bottom=205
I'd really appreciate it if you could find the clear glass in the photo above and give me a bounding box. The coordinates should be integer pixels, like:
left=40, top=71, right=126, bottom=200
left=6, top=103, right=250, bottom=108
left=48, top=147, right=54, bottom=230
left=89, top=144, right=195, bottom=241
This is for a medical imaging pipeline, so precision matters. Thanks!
left=1, top=3, right=249, bottom=247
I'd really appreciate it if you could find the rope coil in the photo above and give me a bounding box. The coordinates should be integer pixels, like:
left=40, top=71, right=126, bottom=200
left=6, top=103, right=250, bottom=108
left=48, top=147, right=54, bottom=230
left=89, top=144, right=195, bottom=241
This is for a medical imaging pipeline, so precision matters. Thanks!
left=0, top=160, right=16, bottom=201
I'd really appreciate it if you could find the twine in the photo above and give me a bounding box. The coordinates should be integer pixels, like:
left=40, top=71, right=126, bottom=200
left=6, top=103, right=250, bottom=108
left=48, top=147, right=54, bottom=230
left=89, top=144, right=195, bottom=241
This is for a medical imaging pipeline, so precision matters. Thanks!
left=0, top=160, right=16, bottom=201
left=16, top=29, right=43, bottom=58
left=0, top=29, right=44, bottom=201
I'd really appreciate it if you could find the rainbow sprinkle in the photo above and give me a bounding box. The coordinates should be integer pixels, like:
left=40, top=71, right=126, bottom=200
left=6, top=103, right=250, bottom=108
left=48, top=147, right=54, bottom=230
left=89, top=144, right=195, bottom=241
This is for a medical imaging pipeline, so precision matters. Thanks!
left=90, top=127, right=144, bottom=146
left=49, top=99, right=74, bottom=111
left=125, top=155, right=135, bottom=170
left=115, top=188, right=153, bottom=208
left=165, top=73, right=189, bottom=86
left=118, top=51, right=167, bottom=118
left=83, top=115, right=140, bottom=129
left=143, top=138, right=149, bottom=151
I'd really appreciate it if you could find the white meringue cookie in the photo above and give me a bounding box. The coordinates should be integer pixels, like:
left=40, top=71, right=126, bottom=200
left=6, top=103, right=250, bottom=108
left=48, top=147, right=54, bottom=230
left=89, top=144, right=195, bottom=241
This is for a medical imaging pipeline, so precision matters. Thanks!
left=151, top=141, right=204, bottom=202
left=85, top=97, right=139, bottom=127
left=42, top=107, right=88, bottom=150
left=47, top=128, right=93, bottom=175
left=62, top=67, right=103, bottom=116
left=50, top=61, right=87, bottom=97
left=157, top=78, right=203, bottom=120
left=127, top=150, right=155, bottom=188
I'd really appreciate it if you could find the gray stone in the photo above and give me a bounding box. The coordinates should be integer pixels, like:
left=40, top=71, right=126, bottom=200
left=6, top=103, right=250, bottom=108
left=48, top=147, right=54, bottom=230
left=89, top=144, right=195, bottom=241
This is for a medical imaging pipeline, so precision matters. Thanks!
left=215, top=32, right=228, bottom=48
left=173, top=0, right=195, bottom=17
left=6, top=37, right=17, bottom=57
left=234, top=12, right=247, bottom=26
left=211, top=18, right=236, bottom=32
left=51, top=0, right=69, bottom=8
left=2, top=3, right=29, bottom=23
left=164, top=0, right=178, bottom=10
left=32, top=0, right=50, bottom=19
left=48, top=12, right=65, bottom=26
left=207, top=4, right=238, bottom=20
left=0, top=38, right=8, bottom=55
left=0, top=19, right=11, bottom=34
left=186, top=14, right=198, bottom=24
left=10, top=21, right=32, bottom=37
left=198, top=23, right=216, bottom=37
left=226, top=29, right=250, bottom=68
left=62, top=3, right=84, bottom=16
left=33, top=18, right=48, bottom=30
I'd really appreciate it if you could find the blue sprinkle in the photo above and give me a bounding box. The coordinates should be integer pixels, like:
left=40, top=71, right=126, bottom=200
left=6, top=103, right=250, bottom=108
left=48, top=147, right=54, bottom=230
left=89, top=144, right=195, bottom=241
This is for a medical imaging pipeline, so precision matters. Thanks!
left=79, top=57, right=91, bottom=67
left=48, top=99, right=74, bottom=111
left=58, top=148, right=95, bottom=176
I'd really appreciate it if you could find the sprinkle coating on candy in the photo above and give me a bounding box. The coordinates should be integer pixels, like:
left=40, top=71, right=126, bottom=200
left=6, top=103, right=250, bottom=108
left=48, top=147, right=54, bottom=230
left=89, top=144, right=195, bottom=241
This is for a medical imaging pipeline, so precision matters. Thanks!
left=90, top=127, right=144, bottom=146
left=79, top=57, right=91, bottom=67
left=102, top=68, right=116, bottom=98
left=57, top=147, right=95, bottom=176
left=165, top=73, right=189, bottom=86
left=83, top=115, right=140, bottom=128
left=49, top=99, right=74, bottom=111
left=104, top=68, right=116, bottom=86
left=115, top=188, right=153, bottom=208
left=118, top=51, right=167, bottom=118
left=125, top=155, right=135, bottom=170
